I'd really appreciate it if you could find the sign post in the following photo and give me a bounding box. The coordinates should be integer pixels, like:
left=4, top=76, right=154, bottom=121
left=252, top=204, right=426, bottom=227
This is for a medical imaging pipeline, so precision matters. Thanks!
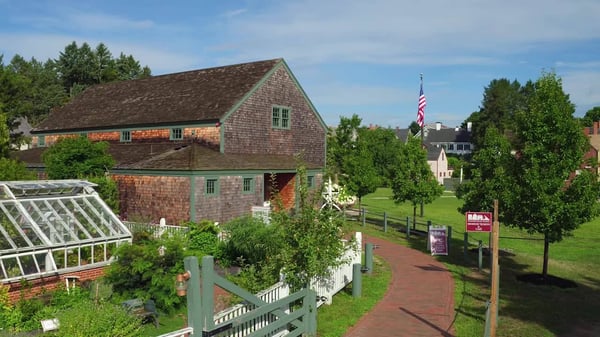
left=466, top=211, right=492, bottom=232
left=489, top=200, right=500, bottom=337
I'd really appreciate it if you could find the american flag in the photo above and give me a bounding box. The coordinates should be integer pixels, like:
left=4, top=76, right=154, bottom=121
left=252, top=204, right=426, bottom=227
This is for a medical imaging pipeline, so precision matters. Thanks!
left=417, top=82, right=426, bottom=127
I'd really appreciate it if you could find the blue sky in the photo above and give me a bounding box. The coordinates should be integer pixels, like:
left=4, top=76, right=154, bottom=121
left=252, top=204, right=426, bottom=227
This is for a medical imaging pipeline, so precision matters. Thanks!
left=1, top=0, right=599, bottom=128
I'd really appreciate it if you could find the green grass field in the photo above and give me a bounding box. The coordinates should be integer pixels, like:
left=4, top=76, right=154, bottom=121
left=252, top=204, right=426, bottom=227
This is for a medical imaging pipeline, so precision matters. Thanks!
left=353, top=188, right=600, bottom=337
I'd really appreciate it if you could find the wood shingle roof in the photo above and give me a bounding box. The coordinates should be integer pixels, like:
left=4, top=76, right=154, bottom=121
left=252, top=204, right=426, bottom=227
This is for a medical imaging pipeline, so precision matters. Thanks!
left=34, top=58, right=282, bottom=133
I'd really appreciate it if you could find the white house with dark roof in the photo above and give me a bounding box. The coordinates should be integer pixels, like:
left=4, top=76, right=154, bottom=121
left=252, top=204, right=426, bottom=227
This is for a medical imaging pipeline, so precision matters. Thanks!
left=424, top=122, right=474, bottom=156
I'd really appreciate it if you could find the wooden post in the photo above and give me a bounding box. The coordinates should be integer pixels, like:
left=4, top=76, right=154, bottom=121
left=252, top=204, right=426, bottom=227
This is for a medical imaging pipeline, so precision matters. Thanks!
left=489, top=200, right=500, bottom=337
left=383, top=211, right=387, bottom=232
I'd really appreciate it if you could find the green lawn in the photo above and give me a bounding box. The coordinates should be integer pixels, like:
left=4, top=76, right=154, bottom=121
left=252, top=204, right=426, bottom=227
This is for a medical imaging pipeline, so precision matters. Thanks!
left=353, top=188, right=600, bottom=337
left=142, top=188, right=600, bottom=336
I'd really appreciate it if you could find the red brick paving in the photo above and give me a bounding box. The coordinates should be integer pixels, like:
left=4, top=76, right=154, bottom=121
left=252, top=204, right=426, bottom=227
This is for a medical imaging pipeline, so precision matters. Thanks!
left=343, top=235, right=455, bottom=337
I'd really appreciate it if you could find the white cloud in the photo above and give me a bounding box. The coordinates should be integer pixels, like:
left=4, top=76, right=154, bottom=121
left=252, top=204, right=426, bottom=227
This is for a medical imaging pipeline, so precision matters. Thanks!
left=562, top=70, right=600, bottom=108
left=66, top=12, right=155, bottom=31
left=222, top=0, right=600, bottom=66
left=308, top=83, right=412, bottom=106
left=0, top=33, right=199, bottom=74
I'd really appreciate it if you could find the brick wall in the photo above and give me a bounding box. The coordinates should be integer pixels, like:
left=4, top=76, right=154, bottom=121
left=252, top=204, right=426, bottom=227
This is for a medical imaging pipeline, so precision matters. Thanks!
left=5, top=266, right=105, bottom=304
left=34, top=126, right=220, bottom=147
left=112, top=175, right=191, bottom=225
left=223, top=66, right=326, bottom=166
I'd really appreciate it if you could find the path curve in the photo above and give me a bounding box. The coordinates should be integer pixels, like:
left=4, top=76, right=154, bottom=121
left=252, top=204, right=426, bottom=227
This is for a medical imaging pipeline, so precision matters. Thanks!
left=343, top=235, right=455, bottom=337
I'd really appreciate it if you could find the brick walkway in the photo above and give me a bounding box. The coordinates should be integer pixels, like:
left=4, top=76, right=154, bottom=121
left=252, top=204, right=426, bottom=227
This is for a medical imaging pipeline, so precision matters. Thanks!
left=343, top=235, right=455, bottom=337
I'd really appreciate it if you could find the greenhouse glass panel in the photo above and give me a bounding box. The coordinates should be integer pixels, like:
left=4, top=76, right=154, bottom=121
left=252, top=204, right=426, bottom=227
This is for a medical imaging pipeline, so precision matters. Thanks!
left=0, top=180, right=132, bottom=282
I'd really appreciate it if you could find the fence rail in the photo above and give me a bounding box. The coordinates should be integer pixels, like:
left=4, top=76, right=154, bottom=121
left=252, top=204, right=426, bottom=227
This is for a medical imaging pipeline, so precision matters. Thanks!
left=209, top=232, right=362, bottom=337
left=123, top=221, right=189, bottom=238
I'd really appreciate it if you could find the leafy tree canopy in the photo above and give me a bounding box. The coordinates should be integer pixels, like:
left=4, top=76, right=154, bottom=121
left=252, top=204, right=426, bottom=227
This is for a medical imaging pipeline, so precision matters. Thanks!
left=391, top=137, right=444, bottom=223
left=0, top=157, right=36, bottom=180
left=458, top=71, right=599, bottom=279
left=42, top=136, right=115, bottom=179
left=580, top=106, right=600, bottom=127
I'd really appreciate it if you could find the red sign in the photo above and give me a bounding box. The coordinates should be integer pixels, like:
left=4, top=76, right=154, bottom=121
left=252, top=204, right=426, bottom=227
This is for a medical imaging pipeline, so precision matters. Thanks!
left=466, top=212, right=492, bottom=232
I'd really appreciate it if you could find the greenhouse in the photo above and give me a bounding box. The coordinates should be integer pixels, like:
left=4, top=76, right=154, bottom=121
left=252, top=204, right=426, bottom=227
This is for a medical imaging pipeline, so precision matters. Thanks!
left=0, top=180, right=132, bottom=282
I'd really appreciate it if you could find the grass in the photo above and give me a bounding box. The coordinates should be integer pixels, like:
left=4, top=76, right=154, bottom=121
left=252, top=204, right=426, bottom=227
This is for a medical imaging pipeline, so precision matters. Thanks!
left=140, top=307, right=187, bottom=336
left=142, top=187, right=600, bottom=336
left=317, top=256, right=392, bottom=337
left=352, top=188, right=600, bottom=337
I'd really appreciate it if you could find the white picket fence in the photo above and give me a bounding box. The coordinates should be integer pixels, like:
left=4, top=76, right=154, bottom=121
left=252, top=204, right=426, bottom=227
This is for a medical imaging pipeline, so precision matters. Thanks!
left=123, top=220, right=189, bottom=238
left=209, top=232, right=362, bottom=337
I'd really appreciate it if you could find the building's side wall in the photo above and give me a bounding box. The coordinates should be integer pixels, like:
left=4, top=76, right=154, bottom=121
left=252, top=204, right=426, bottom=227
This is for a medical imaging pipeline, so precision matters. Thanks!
left=192, top=174, right=265, bottom=224
left=223, top=66, right=326, bottom=166
left=112, top=175, right=191, bottom=225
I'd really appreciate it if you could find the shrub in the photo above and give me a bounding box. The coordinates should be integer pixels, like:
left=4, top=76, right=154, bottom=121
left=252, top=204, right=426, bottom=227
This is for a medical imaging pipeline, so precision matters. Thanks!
left=105, top=234, right=186, bottom=313
left=49, top=301, right=141, bottom=337
left=185, top=220, right=219, bottom=256
left=218, top=216, right=283, bottom=267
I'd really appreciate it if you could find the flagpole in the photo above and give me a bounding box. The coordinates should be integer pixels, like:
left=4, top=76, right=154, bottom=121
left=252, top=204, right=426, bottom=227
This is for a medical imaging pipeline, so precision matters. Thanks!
left=419, top=73, right=424, bottom=217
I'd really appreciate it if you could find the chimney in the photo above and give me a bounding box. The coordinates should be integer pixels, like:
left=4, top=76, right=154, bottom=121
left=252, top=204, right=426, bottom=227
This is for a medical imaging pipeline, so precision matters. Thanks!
left=594, top=121, right=599, bottom=135
left=467, top=122, right=473, bottom=132
left=436, top=122, right=441, bottom=131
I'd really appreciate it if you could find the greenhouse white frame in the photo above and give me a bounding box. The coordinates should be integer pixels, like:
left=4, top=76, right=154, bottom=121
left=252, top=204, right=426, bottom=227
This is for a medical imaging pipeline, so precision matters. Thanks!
left=0, top=180, right=132, bottom=282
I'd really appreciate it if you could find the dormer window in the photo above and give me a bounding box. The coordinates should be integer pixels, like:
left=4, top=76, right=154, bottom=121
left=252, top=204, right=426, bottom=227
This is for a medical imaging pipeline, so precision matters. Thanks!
left=170, top=128, right=183, bottom=140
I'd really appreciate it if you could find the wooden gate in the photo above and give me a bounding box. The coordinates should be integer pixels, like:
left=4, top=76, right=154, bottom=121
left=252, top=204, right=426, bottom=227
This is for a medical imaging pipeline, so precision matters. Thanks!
left=174, top=256, right=317, bottom=337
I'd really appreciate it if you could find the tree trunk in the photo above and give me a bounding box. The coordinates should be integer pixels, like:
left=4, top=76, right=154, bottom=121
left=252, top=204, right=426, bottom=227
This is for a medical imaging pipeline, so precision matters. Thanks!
left=542, top=233, right=550, bottom=280
left=413, top=205, right=417, bottom=229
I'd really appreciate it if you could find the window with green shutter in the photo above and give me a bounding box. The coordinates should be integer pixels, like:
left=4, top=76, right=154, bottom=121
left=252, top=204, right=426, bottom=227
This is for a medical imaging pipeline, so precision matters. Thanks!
left=170, top=128, right=183, bottom=140
left=120, top=130, right=131, bottom=142
left=272, top=106, right=291, bottom=129
left=205, top=178, right=219, bottom=196
left=242, top=177, right=254, bottom=193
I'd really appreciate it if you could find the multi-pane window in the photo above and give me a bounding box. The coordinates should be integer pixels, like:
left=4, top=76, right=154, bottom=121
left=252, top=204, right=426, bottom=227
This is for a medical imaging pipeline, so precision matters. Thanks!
left=38, top=136, right=46, bottom=147
left=79, top=133, right=88, bottom=138
left=242, top=177, right=254, bottom=193
left=447, top=144, right=454, bottom=150
left=272, top=106, right=291, bottom=129
left=206, top=178, right=219, bottom=195
left=120, top=130, right=132, bottom=142
left=170, top=128, right=183, bottom=140
left=307, top=175, right=315, bottom=188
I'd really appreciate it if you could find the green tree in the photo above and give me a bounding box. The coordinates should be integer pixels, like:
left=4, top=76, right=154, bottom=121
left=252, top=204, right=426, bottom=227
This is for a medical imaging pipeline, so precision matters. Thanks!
left=342, top=128, right=380, bottom=208
left=363, top=127, right=403, bottom=187
left=271, top=161, right=350, bottom=291
left=456, top=127, right=514, bottom=214
left=327, top=114, right=361, bottom=179
left=391, top=137, right=444, bottom=227
left=8, top=55, right=68, bottom=126
left=465, top=78, right=529, bottom=150
left=409, top=121, right=421, bottom=135
left=0, top=113, right=9, bottom=158
left=42, top=136, right=115, bottom=179
left=0, top=158, right=36, bottom=180
left=508, top=72, right=599, bottom=279
left=327, top=115, right=380, bottom=208
left=57, top=42, right=96, bottom=94
left=88, top=175, right=120, bottom=213
left=580, top=106, right=600, bottom=127
left=114, top=53, right=152, bottom=81
left=458, top=72, right=599, bottom=280
left=56, top=42, right=151, bottom=97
